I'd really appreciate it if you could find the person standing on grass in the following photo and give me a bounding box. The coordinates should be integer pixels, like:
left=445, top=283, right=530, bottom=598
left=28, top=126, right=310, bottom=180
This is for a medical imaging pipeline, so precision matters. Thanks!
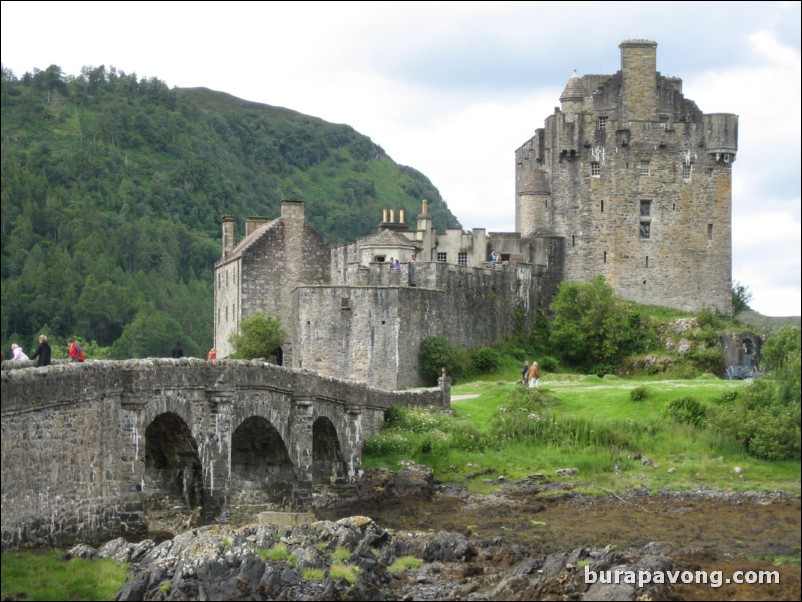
left=528, top=361, right=539, bottom=388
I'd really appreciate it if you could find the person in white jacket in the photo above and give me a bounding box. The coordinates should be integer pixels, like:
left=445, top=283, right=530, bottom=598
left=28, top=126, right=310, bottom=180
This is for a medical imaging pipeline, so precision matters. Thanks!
left=10, top=343, right=29, bottom=361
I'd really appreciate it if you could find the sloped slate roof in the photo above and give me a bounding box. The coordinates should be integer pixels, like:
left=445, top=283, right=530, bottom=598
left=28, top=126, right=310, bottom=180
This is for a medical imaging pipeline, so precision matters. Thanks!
left=226, top=217, right=281, bottom=261
left=357, top=228, right=417, bottom=248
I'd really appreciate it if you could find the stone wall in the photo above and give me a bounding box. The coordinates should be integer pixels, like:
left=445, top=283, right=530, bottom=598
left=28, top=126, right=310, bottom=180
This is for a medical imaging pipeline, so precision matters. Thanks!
left=1, top=359, right=448, bottom=549
left=293, top=261, right=556, bottom=389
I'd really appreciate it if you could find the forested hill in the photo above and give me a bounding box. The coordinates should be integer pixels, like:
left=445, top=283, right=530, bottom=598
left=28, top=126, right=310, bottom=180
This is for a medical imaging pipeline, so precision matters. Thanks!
left=0, top=64, right=460, bottom=359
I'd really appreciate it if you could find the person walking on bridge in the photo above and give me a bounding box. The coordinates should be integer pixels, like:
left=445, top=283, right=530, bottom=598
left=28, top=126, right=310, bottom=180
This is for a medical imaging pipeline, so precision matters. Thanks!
left=29, top=335, right=52, bottom=367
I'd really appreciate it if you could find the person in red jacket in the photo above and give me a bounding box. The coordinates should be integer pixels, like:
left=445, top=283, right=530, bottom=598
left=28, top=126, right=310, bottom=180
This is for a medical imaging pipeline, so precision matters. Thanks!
left=68, top=338, right=85, bottom=362
left=207, top=347, right=217, bottom=360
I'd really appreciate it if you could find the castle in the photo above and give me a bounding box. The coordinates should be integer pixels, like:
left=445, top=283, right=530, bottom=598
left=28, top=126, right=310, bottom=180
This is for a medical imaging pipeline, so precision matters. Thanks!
left=214, top=40, right=736, bottom=389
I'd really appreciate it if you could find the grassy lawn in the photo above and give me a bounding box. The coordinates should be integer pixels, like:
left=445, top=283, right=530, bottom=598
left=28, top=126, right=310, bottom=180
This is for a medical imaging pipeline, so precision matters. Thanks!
left=365, top=372, right=801, bottom=495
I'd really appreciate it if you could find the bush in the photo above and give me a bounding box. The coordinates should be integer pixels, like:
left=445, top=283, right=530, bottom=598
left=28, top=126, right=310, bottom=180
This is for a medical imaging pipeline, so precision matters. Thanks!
left=471, top=346, right=502, bottom=374
left=629, top=386, right=649, bottom=401
left=591, top=361, right=614, bottom=377
left=537, top=355, right=559, bottom=372
left=419, top=336, right=471, bottom=384
left=711, top=378, right=801, bottom=460
left=665, top=396, right=706, bottom=427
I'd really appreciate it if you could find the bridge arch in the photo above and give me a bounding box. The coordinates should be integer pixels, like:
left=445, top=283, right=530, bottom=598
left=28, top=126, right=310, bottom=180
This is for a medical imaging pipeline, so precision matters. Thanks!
left=312, top=416, right=348, bottom=484
left=230, top=416, right=295, bottom=514
left=144, top=412, right=203, bottom=528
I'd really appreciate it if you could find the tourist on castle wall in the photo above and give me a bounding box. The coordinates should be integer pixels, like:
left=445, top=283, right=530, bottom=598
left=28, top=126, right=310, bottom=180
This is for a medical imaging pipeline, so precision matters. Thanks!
left=10, top=343, right=29, bottom=361
left=68, top=338, right=85, bottom=362
left=207, top=347, right=217, bottom=360
left=29, top=335, right=52, bottom=367
left=172, top=341, right=184, bottom=358
left=521, top=360, right=529, bottom=385
left=527, top=361, right=539, bottom=388
left=392, top=258, right=401, bottom=269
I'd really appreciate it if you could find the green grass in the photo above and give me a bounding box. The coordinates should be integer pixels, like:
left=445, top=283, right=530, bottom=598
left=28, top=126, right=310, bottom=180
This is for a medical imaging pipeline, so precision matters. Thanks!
left=302, top=567, right=326, bottom=580
left=363, top=374, right=801, bottom=495
left=388, top=556, right=423, bottom=573
left=328, top=563, right=359, bottom=584
left=257, top=542, right=294, bottom=563
left=1, top=549, right=128, bottom=601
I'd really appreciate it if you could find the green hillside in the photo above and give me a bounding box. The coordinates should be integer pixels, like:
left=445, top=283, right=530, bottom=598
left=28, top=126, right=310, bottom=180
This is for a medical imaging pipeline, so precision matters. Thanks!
left=0, top=65, right=460, bottom=357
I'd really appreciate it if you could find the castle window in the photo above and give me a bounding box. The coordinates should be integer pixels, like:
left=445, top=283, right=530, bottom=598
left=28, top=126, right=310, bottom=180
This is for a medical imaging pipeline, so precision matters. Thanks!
left=708, top=224, right=713, bottom=240
left=683, top=164, right=692, bottom=181
left=598, top=116, right=608, bottom=130
left=640, top=161, right=650, bottom=175
left=600, top=200, right=604, bottom=212
left=645, top=256, right=649, bottom=268
left=572, top=235, right=576, bottom=247
left=437, top=252, right=447, bottom=263
left=639, top=200, right=652, bottom=239
left=591, top=162, right=601, bottom=177
left=458, top=252, right=468, bottom=266
left=604, top=251, right=607, bottom=264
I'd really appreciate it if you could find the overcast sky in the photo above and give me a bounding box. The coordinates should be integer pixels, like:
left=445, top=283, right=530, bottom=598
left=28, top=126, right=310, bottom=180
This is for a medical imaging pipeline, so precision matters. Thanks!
left=2, top=1, right=800, bottom=316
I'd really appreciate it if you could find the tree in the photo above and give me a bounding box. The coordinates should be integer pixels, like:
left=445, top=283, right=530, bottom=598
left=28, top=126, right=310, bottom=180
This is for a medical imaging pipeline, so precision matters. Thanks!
left=549, top=276, right=639, bottom=372
left=732, top=281, right=753, bottom=316
left=110, top=305, right=188, bottom=359
left=228, top=314, right=285, bottom=360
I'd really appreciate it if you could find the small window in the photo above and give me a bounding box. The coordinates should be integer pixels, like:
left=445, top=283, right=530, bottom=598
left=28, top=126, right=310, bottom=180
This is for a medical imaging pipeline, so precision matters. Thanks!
left=640, top=222, right=651, bottom=239
left=640, top=161, right=650, bottom=175
left=598, top=116, right=608, bottom=130
left=708, top=224, right=713, bottom=240
left=591, top=162, right=601, bottom=177
left=683, top=164, right=692, bottom=181
left=603, top=251, right=607, bottom=264
left=640, top=200, right=651, bottom=217
left=437, top=252, right=447, bottom=263
left=600, top=200, right=604, bottom=213
left=645, top=256, right=649, bottom=268
left=458, top=252, right=468, bottom=267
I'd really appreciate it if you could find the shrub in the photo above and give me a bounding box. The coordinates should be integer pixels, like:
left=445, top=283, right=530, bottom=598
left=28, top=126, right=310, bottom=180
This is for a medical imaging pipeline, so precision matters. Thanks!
left=419, top=336, right=471, bottom=384
left=629, top=386, right=649, bottom=401
left=471, top=346, right=502, bottom=374
left=711, top=378, right=801, bottom=460
left=665, top=396, right=706, bottom=427
left=591, top=361, right=614, bottom=377
left=538, top=355, right=559, bottom=372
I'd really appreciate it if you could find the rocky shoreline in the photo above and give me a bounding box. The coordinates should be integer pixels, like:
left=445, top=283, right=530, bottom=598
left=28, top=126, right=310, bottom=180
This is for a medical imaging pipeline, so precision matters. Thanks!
left=59, top=466, right=800, bottom=601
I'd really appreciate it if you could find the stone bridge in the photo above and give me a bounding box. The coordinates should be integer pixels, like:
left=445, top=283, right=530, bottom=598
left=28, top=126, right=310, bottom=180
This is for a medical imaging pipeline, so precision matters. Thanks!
left=1, top=359, right=450, bottom=549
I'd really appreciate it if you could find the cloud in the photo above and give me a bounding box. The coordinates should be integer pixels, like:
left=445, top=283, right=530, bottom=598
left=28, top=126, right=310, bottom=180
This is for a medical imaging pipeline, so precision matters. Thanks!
left=1, top=1, right=799, bottom=315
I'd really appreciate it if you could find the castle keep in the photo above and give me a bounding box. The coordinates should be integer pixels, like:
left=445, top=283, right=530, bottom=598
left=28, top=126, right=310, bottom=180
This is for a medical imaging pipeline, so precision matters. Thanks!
left=516, top=40, right=736, bottom=313
left=215, top=40, right=736, bottom=388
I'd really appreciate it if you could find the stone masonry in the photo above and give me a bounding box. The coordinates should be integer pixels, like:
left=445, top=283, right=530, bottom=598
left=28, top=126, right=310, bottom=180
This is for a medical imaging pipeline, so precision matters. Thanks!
left=1, top=359, right=449, bottom=549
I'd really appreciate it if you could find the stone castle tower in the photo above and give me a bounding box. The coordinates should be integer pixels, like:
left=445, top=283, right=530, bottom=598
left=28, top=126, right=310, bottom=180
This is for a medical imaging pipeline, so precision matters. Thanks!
left=515, top=39, right=737, bottom=313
